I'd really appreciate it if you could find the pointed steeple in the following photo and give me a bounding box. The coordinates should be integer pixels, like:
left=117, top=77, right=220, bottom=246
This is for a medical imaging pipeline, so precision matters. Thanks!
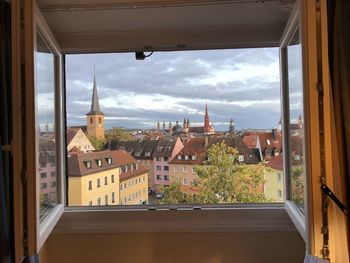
left=87, top=73, right=104, bottom=115
left=203, top=102, right=210, bottom=132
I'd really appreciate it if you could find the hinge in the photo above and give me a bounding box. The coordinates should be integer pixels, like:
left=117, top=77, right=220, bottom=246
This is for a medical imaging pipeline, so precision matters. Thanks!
left=317, top=81, right=324, bottom=96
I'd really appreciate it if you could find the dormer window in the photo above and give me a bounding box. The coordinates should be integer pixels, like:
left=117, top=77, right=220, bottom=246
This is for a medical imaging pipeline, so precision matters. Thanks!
left=192, top=155, right=197, bottom=160
left=145, top=152, right=150, bottom=157
left=96, top=159, right=102, bottom=167
left=106, top=158, right=112, bottom=165
left=177, top=155, right=182, bottom=160
left=185, top=155, right=189, bottom=160
left=238, top=155, right=244, bottom=162
left=135, top=152, right=140, bottom=156
left=86, top=161, right=92, bottom=169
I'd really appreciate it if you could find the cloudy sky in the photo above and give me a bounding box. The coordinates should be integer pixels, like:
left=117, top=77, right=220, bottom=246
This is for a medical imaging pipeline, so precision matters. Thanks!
left=66, top=47, right=285, bottom=131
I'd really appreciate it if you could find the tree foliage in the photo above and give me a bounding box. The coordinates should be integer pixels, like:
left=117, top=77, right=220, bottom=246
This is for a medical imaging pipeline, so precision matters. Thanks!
left=291, top=165, right=304, bottom=205
left=160, top=142, right=269, bottom=205
left=88, top=136, right=107, bottom=150
left=105, top=127, right=134, bottom=141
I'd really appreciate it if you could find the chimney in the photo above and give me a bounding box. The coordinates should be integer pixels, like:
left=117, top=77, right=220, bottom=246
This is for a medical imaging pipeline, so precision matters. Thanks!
left=272, top=128, right=277, bottom=141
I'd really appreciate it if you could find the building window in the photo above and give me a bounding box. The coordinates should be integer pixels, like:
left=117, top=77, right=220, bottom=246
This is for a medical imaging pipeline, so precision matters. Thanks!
left=88, top=181, right=92, bottom=190
left=278, top=174, right=282, bottom=182
left=104, top=176, right=108, bottom=185
left=192, top=155, right=197, bottom=160
left=97, top=178, right=101, bottom=188
left=124, top=183, right=127, bottom=189
left=238, top=155, right=244, bottom=162
left=51, top=182, right=56, bottom=187
left=89, top=201, right=93, bottom=206
left=105, top=195, right=108, bottom=205
left=99, top=117, right=102, bottom=124
left=97, top=197, right=101, bottom=206
left=177, top=155, right=182, bottom=160
left=40, top=172, right=47, bottom=178
left=164, top=166, right=169, bottom=171
left=112, top=192, right=115, bottom=203
left=156, top=156, right=161, bottom=161
left=185, top=155, right=189, bottom=160
left=40, top=183, right=48, bottom=189
left=156, top=165, right=161, bottom=171
left=183, top=166, right=187, bottom=173
left=145, top=152, right=150, bottom=157
left=156, top=175, right=161, bottom=180
left=120, top=184, right=123, bottom=190
left=90, top=117, right=93, bottom=124
left=164, top=156, right=168, bottom=161
left=106, top=158, right=112, bottom=164
left=174, top=166, right=179, bottom=173
left=96, top=159, right=102, bottom=167
left=192, top=167, right=196, bottom=174
left=111, top=174, right=115, bottom=183
left=135, top=152, right=140, bottom=156
left=51, top=172, right=56, bottom=177
left=183, top=179, right=188, bottom=185
left=164, top=175, right=169, bottom=181
left=278, top=190, right=282, bottom=198
left=86, top=161, right=91, bottom=169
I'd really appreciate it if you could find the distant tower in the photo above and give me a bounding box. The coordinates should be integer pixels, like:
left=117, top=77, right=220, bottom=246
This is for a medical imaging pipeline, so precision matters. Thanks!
left=186, top=118, right=190, bottom=128
left=168, top=122, right=173, bottom=135
left=203, top=102, right=211, bottom=133
left=157, top=121, right=160, bottom=131
left=162, top=122, right=166, bottom=131
left=229, top=118, right=235, bottom=133
left=298, top=114, right=303, bottom=125
left=278, top=117, right=282, bottom=131
left=87, top=72, right=105, bottom=139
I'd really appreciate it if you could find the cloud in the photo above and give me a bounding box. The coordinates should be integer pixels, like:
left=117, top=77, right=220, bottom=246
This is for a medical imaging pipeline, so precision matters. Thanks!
left=66, top=48, right=281, bottom=131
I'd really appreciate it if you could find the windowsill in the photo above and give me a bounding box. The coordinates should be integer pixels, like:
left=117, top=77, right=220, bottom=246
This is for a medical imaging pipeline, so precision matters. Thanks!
left=52, top=203, right=297, bottom=234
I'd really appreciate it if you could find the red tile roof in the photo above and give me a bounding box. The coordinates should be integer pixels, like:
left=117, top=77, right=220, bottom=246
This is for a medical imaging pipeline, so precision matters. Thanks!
left=265, top=154, right=283, bottom=171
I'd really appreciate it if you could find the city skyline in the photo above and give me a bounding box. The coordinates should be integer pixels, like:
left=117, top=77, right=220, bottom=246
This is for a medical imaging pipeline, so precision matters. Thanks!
left=66, top=48, right=283, bottom=131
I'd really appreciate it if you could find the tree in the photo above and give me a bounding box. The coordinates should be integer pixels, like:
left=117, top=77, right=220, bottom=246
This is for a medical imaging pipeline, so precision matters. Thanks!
left=194, top=141, right=268, bottom=203
left=88, top=136, right=107, bottom=150
left=291, top=165, right=304, bottom=205
left=105, top=127, right=134, bottom=141
left=160, top=181, right=198, bottom=204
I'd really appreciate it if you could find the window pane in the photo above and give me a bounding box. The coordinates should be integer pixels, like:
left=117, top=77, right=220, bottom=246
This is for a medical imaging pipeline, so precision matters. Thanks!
left=287, top=28, right=305, bottom=213
left=36, top=33, right=57, bottom=221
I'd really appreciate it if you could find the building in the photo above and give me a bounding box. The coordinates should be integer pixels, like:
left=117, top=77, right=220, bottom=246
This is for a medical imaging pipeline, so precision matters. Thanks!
left=67, top=128, right=95, bottom=153
left=108, top=139, right=158, bottom=191
left=153, top=137, right=184, bottom=191
left=86, top=74, right=105, bottom=139
left=264, top=155, right=284, bottom=202
left=68, top=151, right=120, bottom=206
left=114, top=150, right=149, bottom=205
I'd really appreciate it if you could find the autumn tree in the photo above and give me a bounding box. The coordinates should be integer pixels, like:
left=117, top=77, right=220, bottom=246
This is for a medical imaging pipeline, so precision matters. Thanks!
left=88, top=136, right=107, bottom=150
left=194, top=141, right=268, bottom=203
left=105, top=127, right=134, bottom=141
left=160, top=181, right=198, bottom=204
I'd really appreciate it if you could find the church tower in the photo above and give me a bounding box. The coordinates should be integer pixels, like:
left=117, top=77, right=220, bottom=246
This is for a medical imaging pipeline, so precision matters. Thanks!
left=87, top=73, right=105, bottom=139
left=203, top=102, right=211, bottom=133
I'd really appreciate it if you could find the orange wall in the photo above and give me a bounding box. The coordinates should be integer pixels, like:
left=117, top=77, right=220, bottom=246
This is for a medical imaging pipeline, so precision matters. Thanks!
left=40, top=231, right=305, bottom=263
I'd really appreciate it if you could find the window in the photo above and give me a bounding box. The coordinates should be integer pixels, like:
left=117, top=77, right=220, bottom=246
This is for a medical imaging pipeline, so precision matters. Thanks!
left=107, top=158, right=112, bottom=165
left=156, top=156, right=161, bottom=161
left=174, top=166, right=179, bottom=173
left=164, top=156, right=168, bottom=161
left=145, top=152, right=151, bottom=157
left=97, top=197, right=101, bottom=206
left=185, top=155, right=189, bottom=160
left=111, top=174, right=115, bottom=183
left=97, top=178, right=101, bottom=188
left=177, top=155, right=182, bottom=160
left=192, top=155, right=197, bottom=160
left=89, top=201, right=93, bottom=206
left=51, top=182, right=56, bottom=187
left=278, top=190, right=282, bottom=198
left=238, top=155, right=244, bottom=162
left=164, top=175, right=169, bottom=181
left=90, top=117, right=93, bottom=124
left=278, top=174, right=282, bottom=183
left=86, top=161, right=91, bottom=169
left=40, top=173, right=47, bottom=178
left=112, top=192, right=115, bottom=203
left=41, top=183, right=48, bottom=189
left=156, top=175, right=161, bottom=180
left=183, top=166, right=187, bottom=173
left=99, top=117, right=102, bottom=124
left=120, top=184, right=123, bottom=191
left=88, top=181, right=92, bottom=190
left=156, top=165, right=161, bottom=171
left=96, top=159, right=102, bottom=167
left=51, top=171, right=56, bottom=177
left=104, top=176, right=108, bottom=185
left=164, top=166, right=169, bottom=171
left=183, top=179, right=188, bottom=185
left=105, top=195, right=108, bottom=205
left=192, top=167, right=196, bottom=174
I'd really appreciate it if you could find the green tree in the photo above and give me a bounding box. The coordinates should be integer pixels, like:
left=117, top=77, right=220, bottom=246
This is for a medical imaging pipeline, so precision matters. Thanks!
left=160, top=181, right=198, bottom=204
left=105, top=127, right=134, bottom=141
left=291, top=165, right=304, bottom=205
left=194, top=141, right=268, bottom=204
left=88, top=136, right=107, bottom=150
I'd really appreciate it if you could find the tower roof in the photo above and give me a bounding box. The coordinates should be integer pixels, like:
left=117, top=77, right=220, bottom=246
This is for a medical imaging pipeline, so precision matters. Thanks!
left=87, top=74, right=104, bottom=115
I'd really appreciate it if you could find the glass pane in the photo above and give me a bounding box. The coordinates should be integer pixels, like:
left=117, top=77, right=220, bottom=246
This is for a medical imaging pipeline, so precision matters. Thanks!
left=35, top=34, right=57, bottom=222
left=287, top=28, right=305, bottom=213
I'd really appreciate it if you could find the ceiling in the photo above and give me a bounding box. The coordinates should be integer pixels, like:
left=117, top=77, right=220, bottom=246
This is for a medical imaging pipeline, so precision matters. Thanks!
left=36, top=0, right=296, bottom=53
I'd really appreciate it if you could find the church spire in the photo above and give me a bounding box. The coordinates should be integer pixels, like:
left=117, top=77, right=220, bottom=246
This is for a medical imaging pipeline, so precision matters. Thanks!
left=87, top=72, right=104, bottom=115
left=203, top=102, right=211, bottom=133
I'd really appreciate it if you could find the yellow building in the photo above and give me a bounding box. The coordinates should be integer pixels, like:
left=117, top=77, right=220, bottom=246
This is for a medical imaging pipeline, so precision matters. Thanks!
left=114, top=150, right=149, bottom=205
left=68, top=151, right=120, bottom=206
left=264, top=155, right=284, bottom=202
